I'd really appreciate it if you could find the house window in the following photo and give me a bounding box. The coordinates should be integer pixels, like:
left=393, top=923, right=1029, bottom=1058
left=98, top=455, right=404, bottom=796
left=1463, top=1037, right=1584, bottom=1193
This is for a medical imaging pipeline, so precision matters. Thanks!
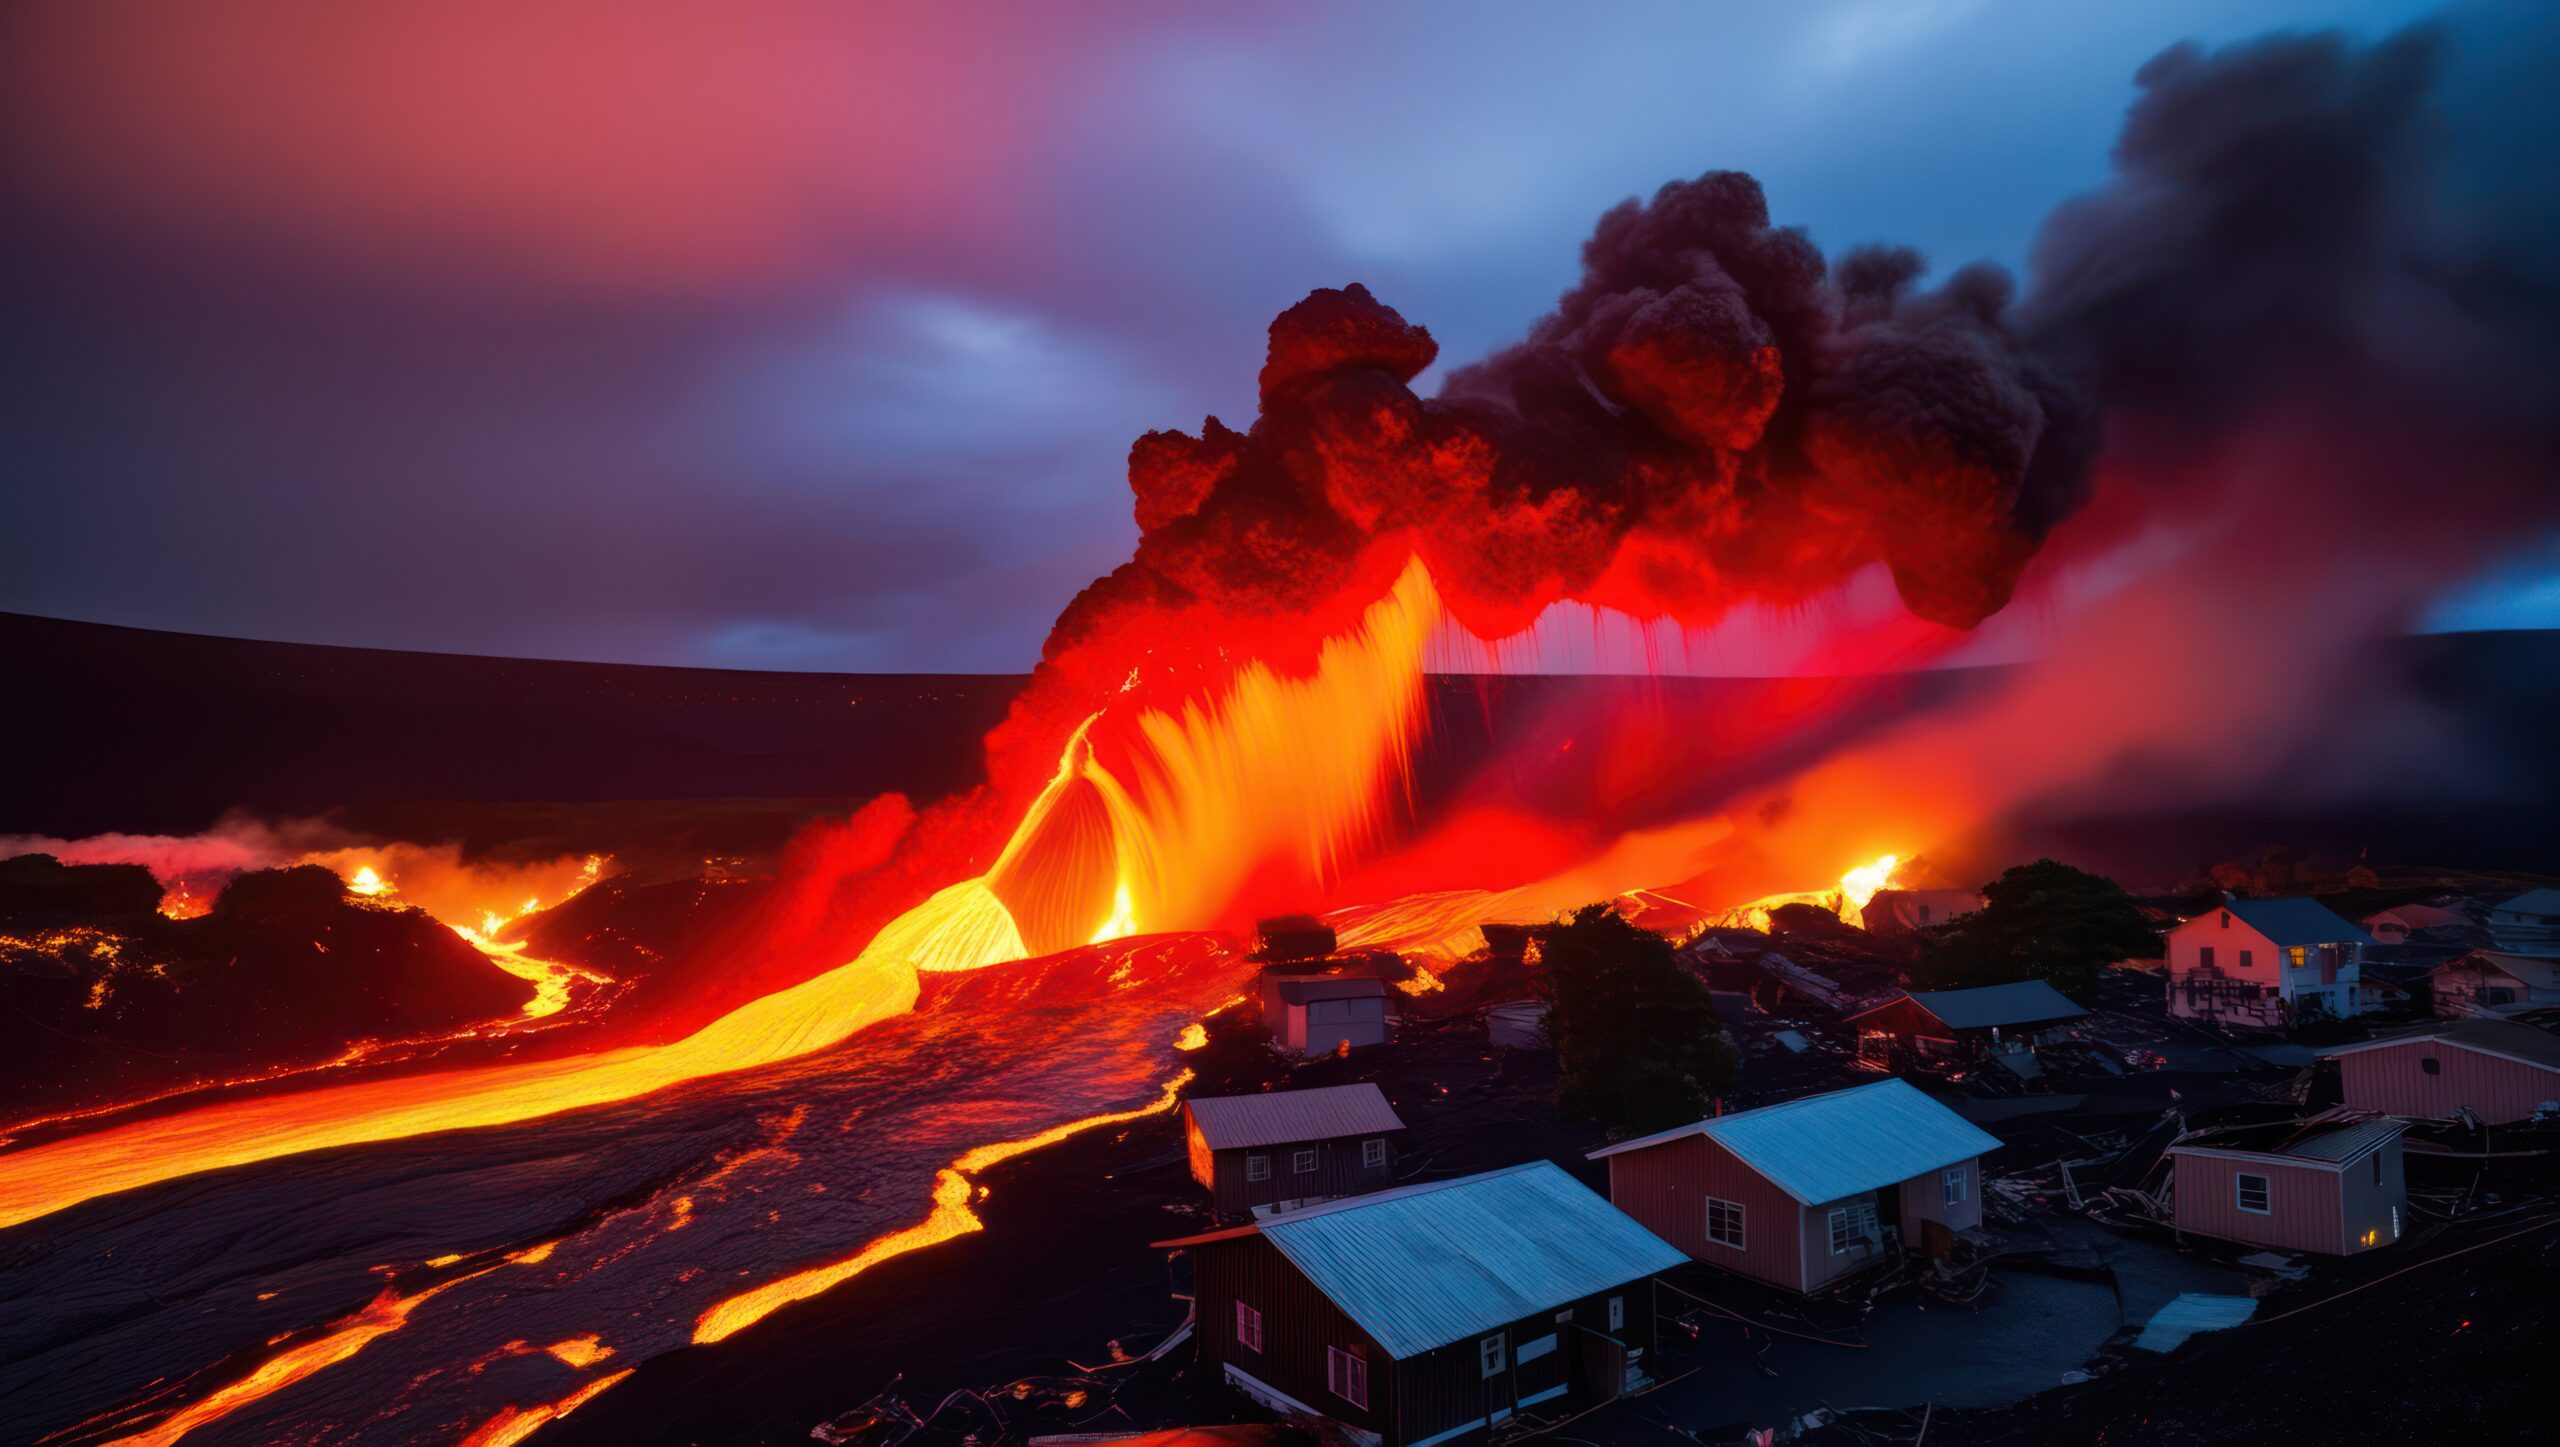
left=1292, top=1148, right=1318, bottom=1175
left=2288, top=947, right=2308, bottom=969
left=2220, top=911, right=2231, bottom=928
left=1827, top=1201, right=1879, bottom=1255
left=2238, top=949, right=2253, bottom=970
left=1235, top=1301, right=1263, bottom=1351
left=1555, top=1308, right=1574, bottom=1324
left=2199, top=946, right=2216, bottom=972
left=1479, top=1333, right=1506, bottom=1378
left=2237, top=1173, right=2271, bottom=1214
left=1362, top=1137, right=1387, bottom=1169
left=1245, top=1153, right=1270, bottom=1183
left=1326, top=1345, right=1368, bottom=1408
left=1608, top=1295, right=1624, bottom=1332
left=2421, top=1057, right=2441, bottom=1075
left=1704, top=1197, right=1746, bottom=1249
left=1943, top=1164, right=1970, bottom=1207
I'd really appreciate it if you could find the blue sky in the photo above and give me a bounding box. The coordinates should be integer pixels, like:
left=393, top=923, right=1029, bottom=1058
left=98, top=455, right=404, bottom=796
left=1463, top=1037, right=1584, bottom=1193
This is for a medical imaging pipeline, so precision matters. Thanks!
left=3, top=0, right=2546, bottom=671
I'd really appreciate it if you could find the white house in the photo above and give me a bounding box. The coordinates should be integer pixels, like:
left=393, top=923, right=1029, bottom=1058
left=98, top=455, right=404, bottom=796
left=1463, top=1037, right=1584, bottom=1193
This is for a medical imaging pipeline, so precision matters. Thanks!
left=2429, top=950, right=2560, bottom=1019
left=2487, top=890, right=2560, bottom=957
left=1262, top=974, right=1392, bottom=1056
left=2165, top=898, right=2372, bottom=1030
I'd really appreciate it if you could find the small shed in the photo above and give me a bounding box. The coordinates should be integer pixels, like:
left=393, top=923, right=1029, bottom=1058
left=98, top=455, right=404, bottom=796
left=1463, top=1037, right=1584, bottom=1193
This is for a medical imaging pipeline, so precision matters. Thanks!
left=2427, top=951, right=2560, bottom=1020
left=1161, top=1161, right=1685, bottom=1447
left=1185, top=1083, right=1408, bottom=1217
left=2169, top=1113, right=2406, bottom=1256
left=1846, top=980, right=2087, bottom=1072
left=1590, top=1079, right=2000, bottom=1294
left=2362, top=904, right=2474, bottom=944
left=2325, top=1018, right=2560, bottom=1124
left=1265, top=974, right=1392, bottom=1056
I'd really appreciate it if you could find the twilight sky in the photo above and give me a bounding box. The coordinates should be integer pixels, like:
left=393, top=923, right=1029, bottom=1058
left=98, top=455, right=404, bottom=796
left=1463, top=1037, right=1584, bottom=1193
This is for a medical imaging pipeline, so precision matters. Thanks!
left=2, top=0, right=2549, bottom=672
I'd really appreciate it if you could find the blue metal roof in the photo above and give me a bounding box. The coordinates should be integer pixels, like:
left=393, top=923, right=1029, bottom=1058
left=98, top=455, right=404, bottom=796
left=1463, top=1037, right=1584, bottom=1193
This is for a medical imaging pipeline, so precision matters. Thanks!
left=1590, top=1080, right=2001, bottom=1206
left=1255, top=1161, right=1684, bottom=1359
left=2217, top=898, right=2371, bottom=946
left=1878, top=979, right=2088, bottom=1031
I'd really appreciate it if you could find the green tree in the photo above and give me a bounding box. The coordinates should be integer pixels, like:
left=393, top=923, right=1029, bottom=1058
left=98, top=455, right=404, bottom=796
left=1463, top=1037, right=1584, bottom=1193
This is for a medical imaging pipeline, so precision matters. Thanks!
left=1915, top=859, right=2161, bottom=995
left=1534, top=903, right=1738, bottom=1132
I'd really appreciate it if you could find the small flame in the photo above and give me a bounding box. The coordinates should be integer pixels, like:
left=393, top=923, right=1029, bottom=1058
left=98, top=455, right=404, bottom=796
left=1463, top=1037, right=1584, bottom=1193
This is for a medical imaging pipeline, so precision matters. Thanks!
left=1174, top=1022, right=1208, bottom=1051
left=346, top=866, right=391, bottom=898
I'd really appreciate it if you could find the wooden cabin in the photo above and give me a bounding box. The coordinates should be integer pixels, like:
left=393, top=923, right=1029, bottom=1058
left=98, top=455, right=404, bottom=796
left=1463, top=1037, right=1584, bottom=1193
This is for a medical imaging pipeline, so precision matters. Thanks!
left=2325, top=1018, right=2560, bottom=1124
left=1590, top=1079, right=2000, bottom=1294
left=1184, top=1083, right=1408, bottom=1218
left=1160, top=1162, right=1685, bottom=1447
left=1846, top=980, right=2087, bottom=1076
left=1264, top=975, right=1392, bottom=1056
left=2168, top=1113, right=2406, bottom=1256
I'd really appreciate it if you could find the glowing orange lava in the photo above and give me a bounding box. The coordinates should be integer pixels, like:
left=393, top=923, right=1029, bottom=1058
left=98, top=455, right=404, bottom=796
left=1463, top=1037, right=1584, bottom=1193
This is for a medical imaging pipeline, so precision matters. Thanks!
left=454, top=1369, right=634, bottom=1447
left=1709, top=851, right=1904, bottom=931
left=691, top=1070, right=1193, bottom=1345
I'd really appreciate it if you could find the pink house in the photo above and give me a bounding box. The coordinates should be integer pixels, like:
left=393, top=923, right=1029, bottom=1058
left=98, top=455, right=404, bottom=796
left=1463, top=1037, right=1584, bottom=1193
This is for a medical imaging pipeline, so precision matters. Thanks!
left=2169, top=1112, right=2406, bottom=1257
left=2165, top=898, right=2371, bottom=1030
left=2326, top=1019, right=2560, bottom=1124
left=1590, top=1080, right=1999, bottom=1294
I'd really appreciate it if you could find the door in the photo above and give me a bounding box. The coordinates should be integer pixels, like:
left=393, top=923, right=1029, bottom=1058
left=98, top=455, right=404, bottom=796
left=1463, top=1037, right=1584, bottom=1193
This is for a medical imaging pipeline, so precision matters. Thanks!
left=1573, top=1326, right=1631, bottom=1406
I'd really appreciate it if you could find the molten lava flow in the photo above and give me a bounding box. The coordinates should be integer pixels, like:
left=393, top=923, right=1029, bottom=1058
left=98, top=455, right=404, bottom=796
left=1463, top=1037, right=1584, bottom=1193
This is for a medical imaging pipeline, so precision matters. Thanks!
left=345, top=865, right=391, bottom=897
left=691, top=1069, right=1194, bottom=1345
left=1708, top=852, right=1904, bottom=932
left=0, top=573, right=1433, bottom=1229
left=454, top=1370, right=634, bottom=1447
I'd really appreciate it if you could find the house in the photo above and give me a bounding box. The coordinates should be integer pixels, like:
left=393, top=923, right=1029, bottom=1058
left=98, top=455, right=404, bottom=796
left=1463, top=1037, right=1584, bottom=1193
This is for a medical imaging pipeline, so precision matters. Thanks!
left=1263, top=975, right=1392, bottom=1056
left=1590, top=1079, right=2000, bottom=1294
left=1160, top=1162, right=1685, bottom=1447
left=2362, top=903, right=2474, bottom=945
left=2487, top=889, right=2560, bottom=957
left=2427, top=951, right=2560, bottom=1019
left=1858, top=889, right=1986, bottom=937
left=1846, top=980, right=2087, bottom=1075
left=2164, top=897, right=2372, bottom=1029
left=2167, top=1112, right=2406, bottom=1256
left=1184, top=1083, right=1408, bottom=1217
left=2325, top=1018, right=2560, bottom=1124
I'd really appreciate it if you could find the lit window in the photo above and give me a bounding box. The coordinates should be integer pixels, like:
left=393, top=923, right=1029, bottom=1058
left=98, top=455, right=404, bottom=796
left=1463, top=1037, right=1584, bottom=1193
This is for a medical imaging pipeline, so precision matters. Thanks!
left=1608, top=1295, right=1624, bottom=1332
left=1705, top=1197, right=1746, bottom=1249
left=2288, top=947, right=2308, bottom=969
left=1479, top=1333, right=1506, bottom=1378
left=1246, top=1154, right=1270, bottom=1183
left=2237, top=1173, right=2271, bottom=1214
left=1362, top=1137, right=1387, bottom=1169
left=1235, top=1302, right=1263, bottom=1352
left=1327, top=1345, right=1368, bottom=1408
left=1943, top=1164, right=1970, bottom=1207
left=1293, top=1148, right=1318, bottom=1175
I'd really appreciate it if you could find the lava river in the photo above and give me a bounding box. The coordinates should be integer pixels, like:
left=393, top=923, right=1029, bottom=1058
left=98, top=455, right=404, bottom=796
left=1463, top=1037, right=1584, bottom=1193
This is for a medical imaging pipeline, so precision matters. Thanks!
left=0, top=934, right=1252, bottom=1447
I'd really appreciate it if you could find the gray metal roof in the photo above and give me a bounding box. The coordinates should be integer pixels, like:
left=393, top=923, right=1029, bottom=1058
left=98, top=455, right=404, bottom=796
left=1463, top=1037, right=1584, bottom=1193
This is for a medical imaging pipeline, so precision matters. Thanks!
left=1589, top=1079, right=2001, bottom=1205
left=2208, top=898, right=2372, bottom=946
left=2495, top=888, right=2560, bottom=917
left=2279, top=1118, right=2407, bottom=1164
left=1254, top=1161, right=1685, bottom=1359
left=1185, top=1083, right=1406, bottom=1151
left=1866, top=979, right=2087, bottom=1031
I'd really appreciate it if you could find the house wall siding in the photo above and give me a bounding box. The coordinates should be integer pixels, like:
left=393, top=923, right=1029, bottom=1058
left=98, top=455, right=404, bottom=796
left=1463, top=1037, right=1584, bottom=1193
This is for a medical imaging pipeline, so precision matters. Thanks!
left=1605, top=1136, right=1803, bottom=1292
left=1897, top=1158, right=1984, bottom=1243
left=2337, top=1040, right=2560, bottom=1124
left=1194, top=1236, right=1394, bottom=1440
left=2172, top=1151, right=2347, bottom=1254
left=1207, top=1138, right=1399, bottom=1217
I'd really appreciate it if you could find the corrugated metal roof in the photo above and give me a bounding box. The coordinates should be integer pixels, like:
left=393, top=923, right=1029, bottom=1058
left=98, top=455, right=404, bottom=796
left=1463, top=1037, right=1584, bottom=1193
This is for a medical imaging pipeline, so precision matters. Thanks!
left=1254, top=1161, right=1684, bottom=1359
left=1870, top=979, right=2087, bottom=1031
left=2495, top=888, right=2560, bottom=917
left=2326, top=1016, right=2560, bottom=1070
left=2215, top=898, right=2371, bottom=946
left=1185, top=1083, right=1406, bottom=1150
left=1589, top=1080, right=2001, bottom=1205
left=2279, top=1117, right=2405, bottom=1163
